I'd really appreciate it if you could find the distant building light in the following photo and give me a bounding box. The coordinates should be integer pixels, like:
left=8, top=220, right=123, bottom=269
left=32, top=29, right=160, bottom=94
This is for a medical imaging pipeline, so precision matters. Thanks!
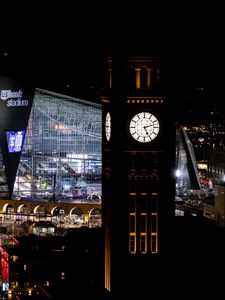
left=175, top=169, right=181, bottom=177
left=198, top=138, right=204, bottom=143
left=197, top=163, right=207, bottom=170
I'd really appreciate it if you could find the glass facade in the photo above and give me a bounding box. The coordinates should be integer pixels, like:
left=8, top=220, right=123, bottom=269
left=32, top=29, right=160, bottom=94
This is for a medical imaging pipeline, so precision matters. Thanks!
left=0, top=150, right=8, bottom=198
left=175, top=125, right=201, bottom=193
left=9, top=88, right=102, bottom=202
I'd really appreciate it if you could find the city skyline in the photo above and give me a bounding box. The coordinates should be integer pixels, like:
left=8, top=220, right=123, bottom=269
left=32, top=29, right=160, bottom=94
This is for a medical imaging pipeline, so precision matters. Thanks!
left=1, top=39, right=225, bottom=297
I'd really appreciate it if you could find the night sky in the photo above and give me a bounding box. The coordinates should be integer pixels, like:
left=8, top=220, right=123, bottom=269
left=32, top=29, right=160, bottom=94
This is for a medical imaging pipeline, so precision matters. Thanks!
left=0, top=39, right=219, bottom=88
left=1, top=4, right=224, bottom=112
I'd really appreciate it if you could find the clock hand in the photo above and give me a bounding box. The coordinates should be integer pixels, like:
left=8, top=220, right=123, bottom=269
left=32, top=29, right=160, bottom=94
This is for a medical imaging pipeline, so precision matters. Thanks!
left=143, top=126, right=150, bottom=135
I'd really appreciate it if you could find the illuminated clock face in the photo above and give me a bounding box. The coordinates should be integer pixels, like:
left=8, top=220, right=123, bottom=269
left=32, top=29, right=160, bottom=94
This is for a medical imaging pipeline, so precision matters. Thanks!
left=105, top=112, right=111, bottom=141
left=129, top=112, right=160, bottom=143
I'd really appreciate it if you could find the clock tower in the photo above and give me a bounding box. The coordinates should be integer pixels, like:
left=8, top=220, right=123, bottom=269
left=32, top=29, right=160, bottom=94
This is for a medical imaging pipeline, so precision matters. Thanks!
left=101, top=47, right=175, bottom=296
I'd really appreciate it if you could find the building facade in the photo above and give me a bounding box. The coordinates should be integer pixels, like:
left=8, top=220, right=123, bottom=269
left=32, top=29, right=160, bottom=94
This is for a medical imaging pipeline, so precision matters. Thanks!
left=0, top=78, right=102, bottom=203
left=101, top=51, right=175, bottom=295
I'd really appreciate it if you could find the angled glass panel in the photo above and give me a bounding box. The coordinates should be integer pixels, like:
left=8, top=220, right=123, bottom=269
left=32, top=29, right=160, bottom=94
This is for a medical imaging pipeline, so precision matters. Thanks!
left=13, top=89, right=102, bottom=203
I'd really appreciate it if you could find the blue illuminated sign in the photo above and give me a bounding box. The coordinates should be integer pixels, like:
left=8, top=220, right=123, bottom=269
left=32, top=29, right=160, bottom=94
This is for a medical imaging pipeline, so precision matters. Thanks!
left=6, top=130, right=26, bottom=153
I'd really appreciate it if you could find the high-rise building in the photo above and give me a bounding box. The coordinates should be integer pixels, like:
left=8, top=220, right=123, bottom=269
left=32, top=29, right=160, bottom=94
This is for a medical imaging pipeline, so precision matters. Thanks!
left=101, top=49, right=176, bottom=295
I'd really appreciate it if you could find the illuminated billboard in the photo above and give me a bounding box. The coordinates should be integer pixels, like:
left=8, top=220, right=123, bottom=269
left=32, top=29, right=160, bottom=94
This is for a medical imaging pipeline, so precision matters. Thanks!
left=6, top=130, right=26, bottom=153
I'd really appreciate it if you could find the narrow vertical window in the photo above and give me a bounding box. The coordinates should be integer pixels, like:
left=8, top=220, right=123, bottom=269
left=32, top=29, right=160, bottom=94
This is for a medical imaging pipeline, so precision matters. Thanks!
left=151, top=213, right=158, bottom=253
left=140, top=213, right=147, bottom=253
left=129, top=213, right=136, bottom=254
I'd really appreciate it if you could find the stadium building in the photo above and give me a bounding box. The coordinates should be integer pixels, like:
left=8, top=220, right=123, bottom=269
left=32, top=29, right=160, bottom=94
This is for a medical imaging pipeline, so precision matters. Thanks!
left=0, top=76, right=102, bottom=203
